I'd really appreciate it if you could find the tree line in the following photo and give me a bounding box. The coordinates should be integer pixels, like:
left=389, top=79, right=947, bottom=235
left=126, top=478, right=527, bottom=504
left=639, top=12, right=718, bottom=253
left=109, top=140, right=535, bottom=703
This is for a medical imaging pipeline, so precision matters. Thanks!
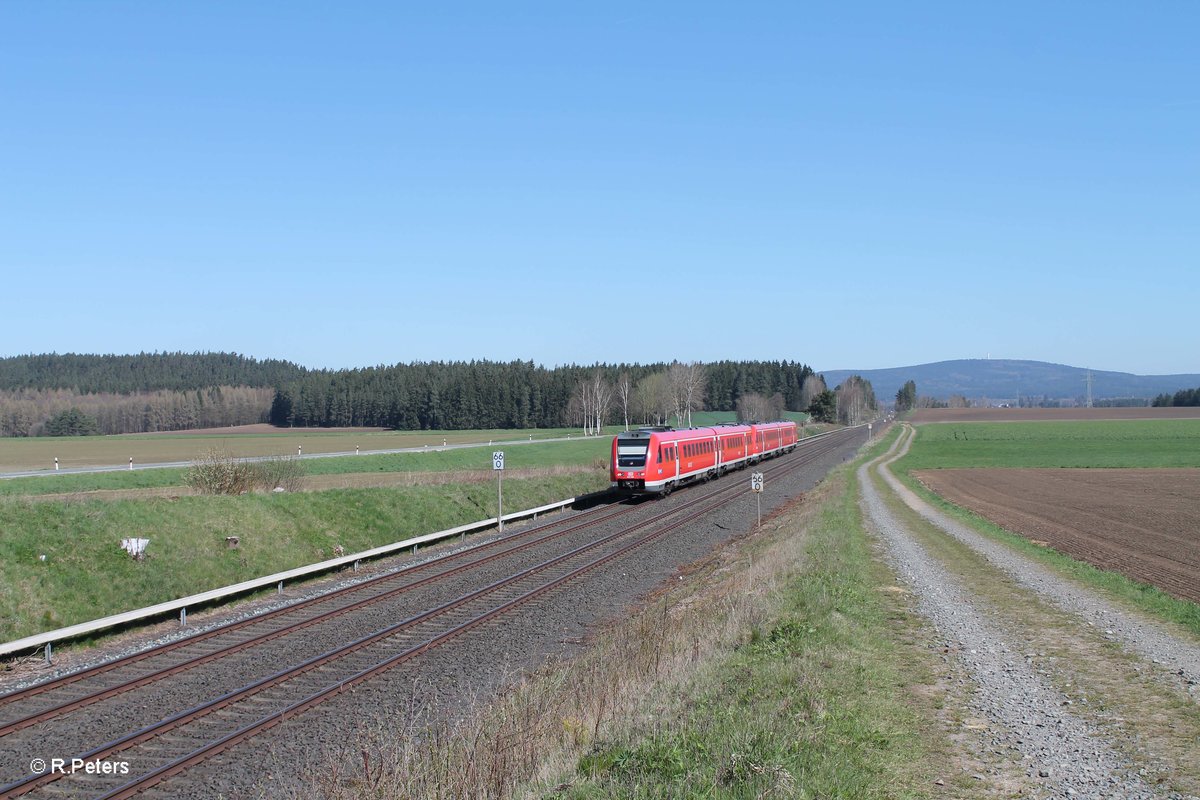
left=1152, top=387, right=1200, bottom=407
left=0, top=352, right=302, bottom=394
left=0, top=386, right=274, bottom=437
left=0, top=352, right=872, bottom=436
left=268, top=359, right=825, bottom=431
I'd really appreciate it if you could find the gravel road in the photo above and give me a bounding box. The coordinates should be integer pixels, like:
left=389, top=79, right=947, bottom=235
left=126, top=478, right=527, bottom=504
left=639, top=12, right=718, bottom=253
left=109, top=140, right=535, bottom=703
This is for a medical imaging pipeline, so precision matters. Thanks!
left=861, top=427, right=1198, bottom=800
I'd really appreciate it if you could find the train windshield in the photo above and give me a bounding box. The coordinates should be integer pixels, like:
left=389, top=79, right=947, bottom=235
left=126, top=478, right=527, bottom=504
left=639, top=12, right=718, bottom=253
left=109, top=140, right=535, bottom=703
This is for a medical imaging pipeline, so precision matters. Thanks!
left=616, top=438, right=649, bottom=467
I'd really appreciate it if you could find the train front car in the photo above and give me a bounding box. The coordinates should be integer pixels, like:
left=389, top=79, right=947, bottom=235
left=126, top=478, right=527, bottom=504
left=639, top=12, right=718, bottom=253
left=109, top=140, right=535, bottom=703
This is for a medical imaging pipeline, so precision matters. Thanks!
left=614, top=425, right=747, bottom=495
left=611, top=428, right=655, bottom=492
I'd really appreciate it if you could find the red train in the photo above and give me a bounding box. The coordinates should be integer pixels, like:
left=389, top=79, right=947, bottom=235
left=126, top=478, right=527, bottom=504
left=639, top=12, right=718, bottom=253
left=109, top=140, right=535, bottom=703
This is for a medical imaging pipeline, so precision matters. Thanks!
left=611, top=420, right=798, bottom=495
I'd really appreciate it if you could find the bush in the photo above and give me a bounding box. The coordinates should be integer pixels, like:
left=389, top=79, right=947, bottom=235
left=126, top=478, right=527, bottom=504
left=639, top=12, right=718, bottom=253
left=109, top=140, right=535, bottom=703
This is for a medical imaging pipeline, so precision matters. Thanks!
left=256, top=455, right=305, bottom=492
left=185, top=449, right=261, bottom=495
left=185, top=450, right=306, bottom=495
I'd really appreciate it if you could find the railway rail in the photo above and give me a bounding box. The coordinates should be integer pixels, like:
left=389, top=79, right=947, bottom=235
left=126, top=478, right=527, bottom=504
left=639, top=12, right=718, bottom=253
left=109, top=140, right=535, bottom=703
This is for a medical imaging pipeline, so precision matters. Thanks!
left=0, top=426, right=862, bottom=799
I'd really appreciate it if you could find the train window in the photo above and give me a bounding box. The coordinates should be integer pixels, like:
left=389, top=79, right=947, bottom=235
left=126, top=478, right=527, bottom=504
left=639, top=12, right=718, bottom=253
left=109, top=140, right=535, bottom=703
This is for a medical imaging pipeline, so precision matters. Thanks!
left=616, top=438, right=650, bottom=468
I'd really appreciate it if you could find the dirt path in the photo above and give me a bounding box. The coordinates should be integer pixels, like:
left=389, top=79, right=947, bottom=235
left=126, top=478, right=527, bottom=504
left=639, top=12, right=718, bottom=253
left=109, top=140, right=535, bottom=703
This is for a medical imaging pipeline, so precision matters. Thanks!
left=861, top=427, right=1200, bottom=798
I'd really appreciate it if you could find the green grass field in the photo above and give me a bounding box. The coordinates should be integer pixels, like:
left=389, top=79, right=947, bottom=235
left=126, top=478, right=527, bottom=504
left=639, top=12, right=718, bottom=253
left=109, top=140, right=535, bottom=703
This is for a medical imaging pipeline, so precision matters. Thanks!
left=0, top=437, right=613, bottom=497
left=0, top=472, right=609, bottom=643
left=895, top=419, right=1200, bottom=470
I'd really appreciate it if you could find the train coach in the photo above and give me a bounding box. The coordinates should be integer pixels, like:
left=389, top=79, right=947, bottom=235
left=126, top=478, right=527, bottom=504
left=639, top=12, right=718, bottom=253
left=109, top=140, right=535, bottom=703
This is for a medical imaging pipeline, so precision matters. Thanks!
left=611, top=420, right=798, bottom=495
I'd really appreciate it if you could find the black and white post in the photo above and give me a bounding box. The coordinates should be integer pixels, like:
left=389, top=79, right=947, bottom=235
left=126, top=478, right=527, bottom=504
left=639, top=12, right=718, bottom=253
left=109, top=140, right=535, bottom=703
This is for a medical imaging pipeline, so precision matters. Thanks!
left=751, top=471, right=764, bottom=529
left=493, top=450, right=505, bottom=532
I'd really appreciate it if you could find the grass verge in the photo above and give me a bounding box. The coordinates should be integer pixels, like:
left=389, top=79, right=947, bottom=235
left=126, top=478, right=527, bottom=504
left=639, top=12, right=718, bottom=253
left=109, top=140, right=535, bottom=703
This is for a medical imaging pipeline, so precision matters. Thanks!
left=301, top=428, right=953, bottom=799
left=0, top=472, right=608, bottom=643
left=0, top=438, right=612, bottom=497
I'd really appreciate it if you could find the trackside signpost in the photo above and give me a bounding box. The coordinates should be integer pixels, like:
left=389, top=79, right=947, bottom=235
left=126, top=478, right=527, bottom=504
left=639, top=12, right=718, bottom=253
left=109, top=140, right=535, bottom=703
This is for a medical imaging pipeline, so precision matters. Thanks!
left=493, top=451, right=505, bottom=532
left=751, top=471, right=764, bottom=528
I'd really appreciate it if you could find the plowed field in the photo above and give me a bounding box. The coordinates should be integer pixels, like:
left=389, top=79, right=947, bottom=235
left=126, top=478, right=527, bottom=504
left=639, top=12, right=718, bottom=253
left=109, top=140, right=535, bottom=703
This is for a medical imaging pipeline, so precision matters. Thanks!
left=913, top=468, right=1200, bottom=603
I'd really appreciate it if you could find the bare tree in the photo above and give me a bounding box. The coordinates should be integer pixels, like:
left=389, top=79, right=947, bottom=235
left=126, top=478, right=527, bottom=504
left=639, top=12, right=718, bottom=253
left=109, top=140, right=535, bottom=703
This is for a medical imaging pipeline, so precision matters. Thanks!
left=615, top=371, right=633, bottom=431
left=570, top=370, right=614, bottom=436
left=799, top=374, right=826, bottom=411
left=667, top=361, right=707, bottom=427
left=633, top=372, right=672, bottom=426
left=835, top=375, right=877, bottom=426
left=682, top=362, right=706, bottom=427
left=589, top=369, right=613, bottom=436
left=737, top=392, right=786, bottom=422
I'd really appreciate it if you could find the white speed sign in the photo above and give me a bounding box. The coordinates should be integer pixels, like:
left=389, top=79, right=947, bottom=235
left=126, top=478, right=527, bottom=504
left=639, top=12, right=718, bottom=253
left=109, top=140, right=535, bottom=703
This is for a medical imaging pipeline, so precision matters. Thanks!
left=493, top=451, right=505, bottom=470
left=751, top=472, right=764, bottom=493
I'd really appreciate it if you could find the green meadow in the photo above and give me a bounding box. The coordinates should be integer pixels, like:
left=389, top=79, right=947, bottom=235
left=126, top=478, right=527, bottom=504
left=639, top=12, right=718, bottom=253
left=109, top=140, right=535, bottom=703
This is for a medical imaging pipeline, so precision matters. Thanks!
left=896, top=419, right=1200, bottom=470
left=0, top=437, right=613, bottom=497
left=0, top=472, right=608, bottom=643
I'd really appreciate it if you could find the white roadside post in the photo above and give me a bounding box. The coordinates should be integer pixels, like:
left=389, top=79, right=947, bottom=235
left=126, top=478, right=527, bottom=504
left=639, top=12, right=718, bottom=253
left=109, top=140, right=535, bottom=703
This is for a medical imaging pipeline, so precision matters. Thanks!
left=54, top=457, right=59, bottom=471
left=129, top=457, right=133, bottom=471
left=868, top=422, right=873, bottom=440
left=751, top=471, right=764, bottom=529
left=493, top=451, right=505, bottom=532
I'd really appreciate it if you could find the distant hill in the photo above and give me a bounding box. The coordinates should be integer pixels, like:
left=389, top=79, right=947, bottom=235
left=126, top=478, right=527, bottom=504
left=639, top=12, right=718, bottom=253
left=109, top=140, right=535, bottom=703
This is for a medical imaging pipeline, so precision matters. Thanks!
left=818, top=359, right=1200, bottom=404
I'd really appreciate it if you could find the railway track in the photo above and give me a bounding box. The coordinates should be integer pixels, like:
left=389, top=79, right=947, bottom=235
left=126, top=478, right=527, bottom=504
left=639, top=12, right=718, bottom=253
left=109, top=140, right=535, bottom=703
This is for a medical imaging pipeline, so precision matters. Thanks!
left=0, top=427, right=861, bottom=799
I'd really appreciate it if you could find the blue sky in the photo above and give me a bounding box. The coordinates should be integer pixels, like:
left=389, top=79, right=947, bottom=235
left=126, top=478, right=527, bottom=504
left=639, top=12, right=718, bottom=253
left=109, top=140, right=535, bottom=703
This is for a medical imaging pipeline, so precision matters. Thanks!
left=1, top=3, right=1196, bottom=374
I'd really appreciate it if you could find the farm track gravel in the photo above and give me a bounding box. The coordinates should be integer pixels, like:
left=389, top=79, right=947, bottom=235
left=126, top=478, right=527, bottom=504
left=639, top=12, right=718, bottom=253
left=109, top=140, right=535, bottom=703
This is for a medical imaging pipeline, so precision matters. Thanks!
left=863, top=427, right=1200, bottom=800
left=1, top=427, right=869, bottom=799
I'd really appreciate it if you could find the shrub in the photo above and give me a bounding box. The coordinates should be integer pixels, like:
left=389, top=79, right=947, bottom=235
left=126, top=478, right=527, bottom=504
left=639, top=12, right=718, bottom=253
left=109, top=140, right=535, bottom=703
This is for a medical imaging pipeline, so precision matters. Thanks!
left=186, top=450, right=307, bottom=494
left=185, top=449, right=261, bottom=495
left=256, top=455, right=305, bottom=492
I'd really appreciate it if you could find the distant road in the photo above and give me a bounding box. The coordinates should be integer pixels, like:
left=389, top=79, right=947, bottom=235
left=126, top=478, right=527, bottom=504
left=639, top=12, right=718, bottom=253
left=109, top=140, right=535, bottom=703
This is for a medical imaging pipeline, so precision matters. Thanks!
left=0, top=434, right=589, bottom=480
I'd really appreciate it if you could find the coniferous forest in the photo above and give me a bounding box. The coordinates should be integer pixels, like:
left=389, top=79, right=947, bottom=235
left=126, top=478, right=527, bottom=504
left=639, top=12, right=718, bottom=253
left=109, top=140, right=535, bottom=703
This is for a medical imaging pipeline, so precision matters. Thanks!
left=0, top=352, right=820, bottom=436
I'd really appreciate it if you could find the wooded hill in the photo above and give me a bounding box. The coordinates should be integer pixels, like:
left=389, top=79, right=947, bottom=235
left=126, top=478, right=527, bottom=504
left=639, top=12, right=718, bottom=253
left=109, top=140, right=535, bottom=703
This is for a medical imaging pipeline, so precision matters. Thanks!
left=820, top=359, right=1200, bottom=404
left=0, top=353, right=818, bottom=436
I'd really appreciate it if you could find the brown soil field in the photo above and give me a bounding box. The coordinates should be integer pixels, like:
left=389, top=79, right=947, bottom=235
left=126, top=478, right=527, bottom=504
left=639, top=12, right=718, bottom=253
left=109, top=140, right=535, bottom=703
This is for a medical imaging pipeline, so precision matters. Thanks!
left=910, top=407, right=1200, bottom=424
left=914, top=468, right=1200, bottom=603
